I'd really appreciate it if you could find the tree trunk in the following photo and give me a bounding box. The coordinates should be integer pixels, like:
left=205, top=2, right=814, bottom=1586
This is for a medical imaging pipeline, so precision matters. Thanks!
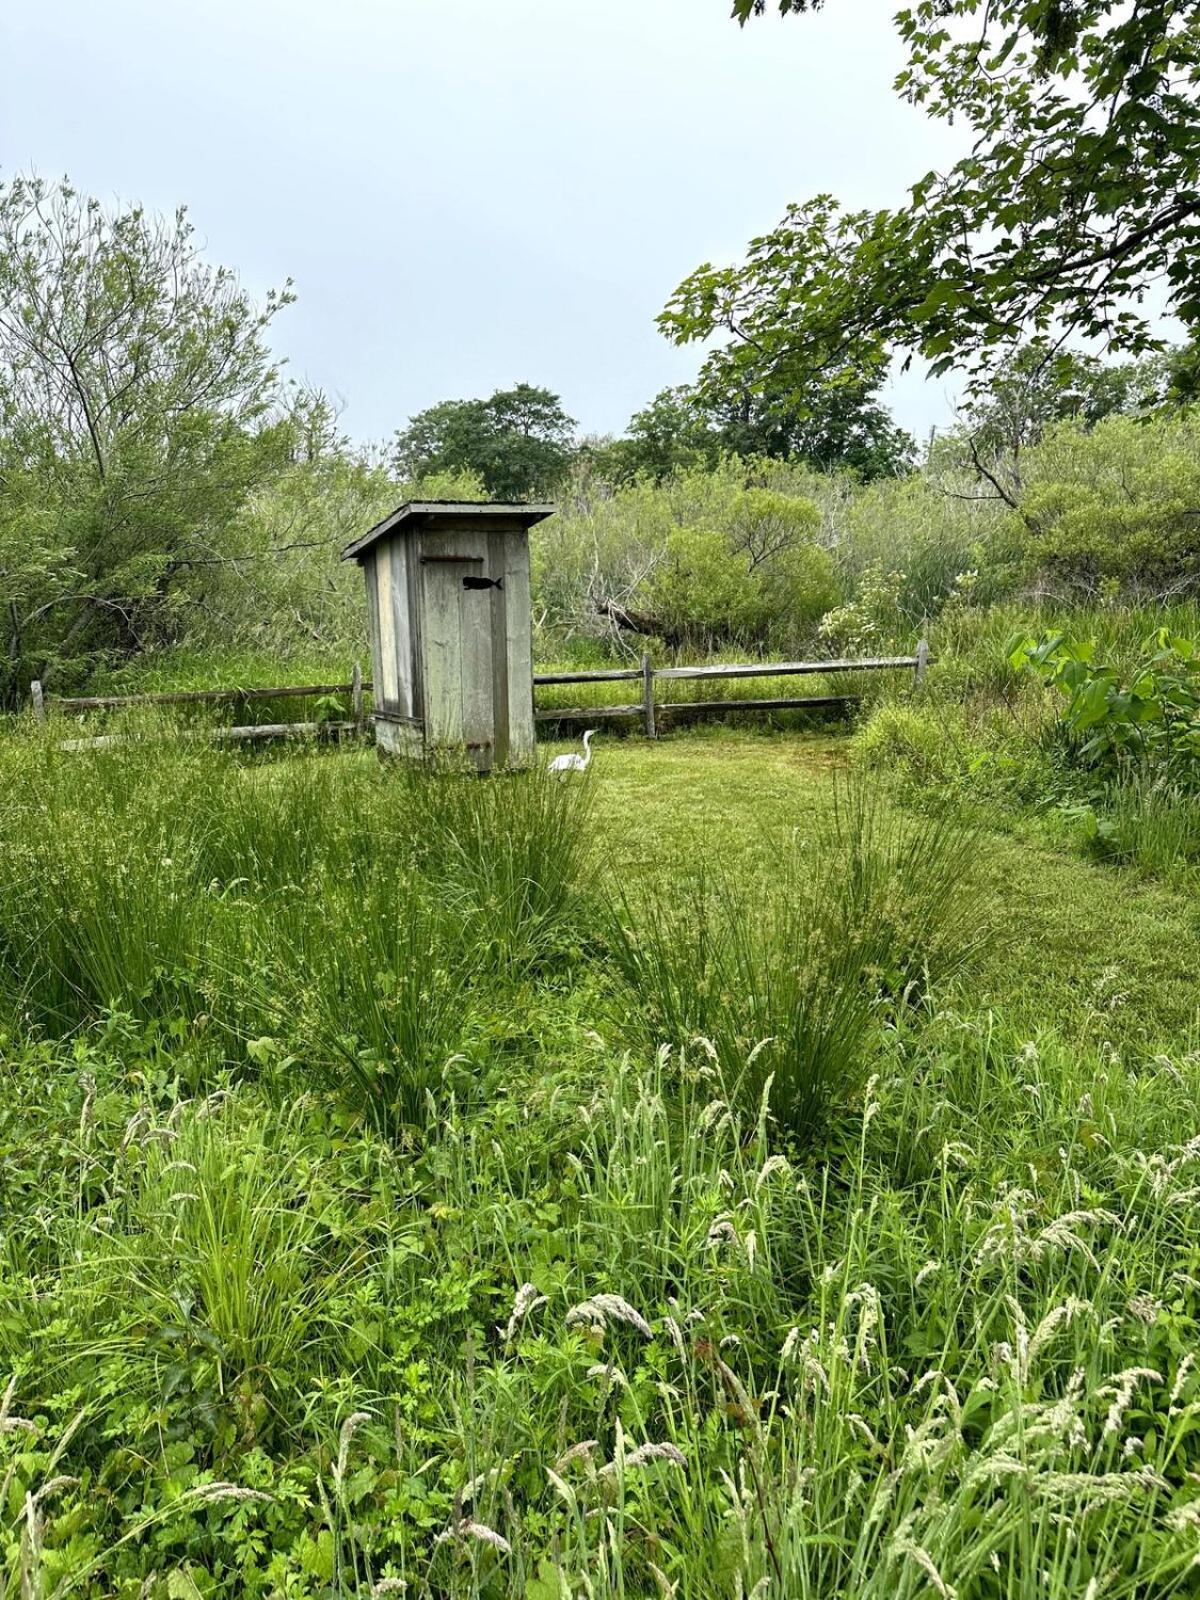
left=595, top=597, right=685, bottom=648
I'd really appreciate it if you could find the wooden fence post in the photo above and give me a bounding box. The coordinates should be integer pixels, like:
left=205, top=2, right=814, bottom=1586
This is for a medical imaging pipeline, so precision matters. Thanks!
left=641, top=652, right=656, bottom=739
left=30, top=680, right=45, bottom=721
left=914, top=638, right=929, bottom=688
left=351, top=660, right=364, bottom=732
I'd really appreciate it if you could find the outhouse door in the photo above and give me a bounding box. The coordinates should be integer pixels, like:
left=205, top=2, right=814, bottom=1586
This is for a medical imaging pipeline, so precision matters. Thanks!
left=420, top=532, right=497, bottom=769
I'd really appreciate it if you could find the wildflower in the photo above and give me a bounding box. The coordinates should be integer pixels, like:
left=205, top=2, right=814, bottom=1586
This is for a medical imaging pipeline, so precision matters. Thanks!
left=459, top=1467, right=500, bottom=1504
left=862, top=1074, right=881, bottom=1128
left=555, top=1440, right=598, bottom=1471
left=1028, top=1298, right=1086, bottom=1362
left=754, top=1154, right=790, bottom=1191
left=1167, top=1501, right=1200, bottom=1532
left=662, top=1316, right=687, bottom=1359
left=587, top=1363, right=628, bottom=1389
left=185, top=1482, right=274, bottom=1505
left=1169, top=1352, right=1196, bottom=1415
left=1127, top=1293, right=1162, bottom=1325
left=846, top=1414, right=884, bottom=1454
left=887, top=1516, right=957, bottom=1599
left=29, top=1475, right=78, bottom=1508
left=0, top=1376, right=36, bottom=1436
left=1098, top=1368, right=1161, bottom=1441
left=1039, top=1467, right=1168, bottom=1503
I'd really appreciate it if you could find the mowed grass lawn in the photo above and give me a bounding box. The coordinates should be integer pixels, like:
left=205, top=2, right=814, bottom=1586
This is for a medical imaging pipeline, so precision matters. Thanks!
left=567, top=728, right=1200, bottom=1052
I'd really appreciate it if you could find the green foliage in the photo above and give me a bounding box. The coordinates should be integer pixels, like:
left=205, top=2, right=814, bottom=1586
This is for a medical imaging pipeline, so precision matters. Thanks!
left=956, top=340, right=1175, bottom=462
left=600, top=373, right=914, bottom=485
left=590, top=385, right=718, bottom=482
left=0, top=737, right=593, bottom=1135
left=706, top=366, right=915, bottom=480
left=676, top=0, right=1200, bottom=400
left=1009, top=411, right=1200, bottom=595
left=0, top=174, right=293, bottom=707
left=390, top=383, right=577, bottom=500
left=1072, top=774, right=1200, bottom=879
left=853, top=701, right=963, bottom=784
left=732, top=0, right=818, bottom=17
left=535, top=461, right=836, bottom=653
left=1010, top=628, right=1200, bottom=782
left=817, top=563, right=908, bottom=654
left=642, top=490, right=833, bottom=649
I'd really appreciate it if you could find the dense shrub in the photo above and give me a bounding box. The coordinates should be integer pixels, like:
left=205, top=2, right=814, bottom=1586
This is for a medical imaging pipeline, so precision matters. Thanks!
left=1014, top=412, right=1200, bottom=595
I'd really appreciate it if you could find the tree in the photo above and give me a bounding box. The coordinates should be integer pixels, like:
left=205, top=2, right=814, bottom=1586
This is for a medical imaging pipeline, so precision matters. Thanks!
left=602, top=373, right=913, bottom=485
left=667, top=0, right=1200, bottom=397
left=593, top=387, right=719, bottom=483
left=699, top=366, right=914, bottom=479
left=964, top=344, right=1172, bottom=460
left=391, top=383, right=577, bottom=500
left=938, top=340, right=1178, bottom=512
left=0, top=174, right=292, bottom=703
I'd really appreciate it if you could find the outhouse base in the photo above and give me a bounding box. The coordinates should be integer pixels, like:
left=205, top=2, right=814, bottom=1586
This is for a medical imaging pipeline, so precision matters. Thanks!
left=372, top=713, right=532, bottom=774
left=372, top=714, right=426, bottom=760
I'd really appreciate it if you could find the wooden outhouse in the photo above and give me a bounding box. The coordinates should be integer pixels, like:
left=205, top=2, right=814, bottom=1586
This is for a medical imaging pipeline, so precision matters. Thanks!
left=342, top=500, right=553, bottom=771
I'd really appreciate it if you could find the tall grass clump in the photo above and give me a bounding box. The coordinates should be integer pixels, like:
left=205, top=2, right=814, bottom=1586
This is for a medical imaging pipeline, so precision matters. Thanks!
left=281, top=868, right=477, bottom=1135
left=0, top=728, right=593, bottom=1129
left=385, top=759, right=595, bottom=972
left=1078, top=772, right=1200, bottom=879
left=607, top=781, right=983, bottom=1138
left=0, top=729, right=215, bottom=1028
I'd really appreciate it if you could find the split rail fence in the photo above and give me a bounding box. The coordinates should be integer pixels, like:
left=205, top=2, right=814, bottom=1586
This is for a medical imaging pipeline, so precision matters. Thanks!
left=29, top=642, right=930, bottom=748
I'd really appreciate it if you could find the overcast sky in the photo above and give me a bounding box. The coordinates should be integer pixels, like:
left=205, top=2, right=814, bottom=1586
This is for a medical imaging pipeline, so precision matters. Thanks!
left=3, top=0, right=966, bottom=445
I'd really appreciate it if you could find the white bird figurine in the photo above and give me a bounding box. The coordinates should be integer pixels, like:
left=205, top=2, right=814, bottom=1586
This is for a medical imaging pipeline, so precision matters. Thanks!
left=548, top=728, right=597, bottom=775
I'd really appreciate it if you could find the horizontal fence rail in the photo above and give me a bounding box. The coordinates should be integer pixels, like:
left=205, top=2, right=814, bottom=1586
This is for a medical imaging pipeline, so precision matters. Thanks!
left=30, top=643, right=930, bottom=749
left=31, top=663, right=369, bottom=750
left=652, top=653, right=926, bottom=681
left=534, top=643, right=930, bottom=734
left=532, top=667, right=643, bottom=686
left=47, top=682, right=363, bottom=710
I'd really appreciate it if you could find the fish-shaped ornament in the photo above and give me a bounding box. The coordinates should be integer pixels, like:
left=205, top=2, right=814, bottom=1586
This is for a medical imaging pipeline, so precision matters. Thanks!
left=462, top=575, right=503, bottom=591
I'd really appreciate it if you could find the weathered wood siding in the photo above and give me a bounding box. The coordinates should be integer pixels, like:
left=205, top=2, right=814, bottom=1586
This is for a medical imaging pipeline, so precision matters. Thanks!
left=498, top=529, right=535, bottom=765
left=367, top=540, right=418, bottom=718
left=374, top=542, right=400, bottom=710
left=389, top=537, right=414, bottom=718
left=362, top=516, right=536, bottom=770
left=364, top=550, right=384, bottom=710
left=417, top=525, right=495, bottom=767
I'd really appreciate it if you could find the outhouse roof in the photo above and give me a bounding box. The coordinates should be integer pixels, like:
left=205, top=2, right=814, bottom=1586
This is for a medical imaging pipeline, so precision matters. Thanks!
left=341, top=500, right=555, bottom=563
